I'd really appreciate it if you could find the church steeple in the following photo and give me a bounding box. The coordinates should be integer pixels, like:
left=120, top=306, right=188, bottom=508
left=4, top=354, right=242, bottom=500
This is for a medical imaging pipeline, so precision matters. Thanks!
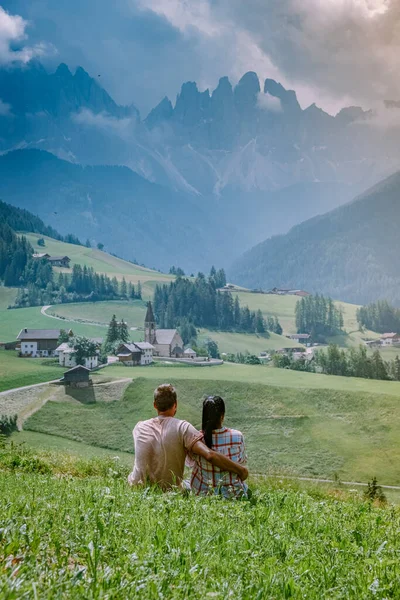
left=144, top=301, right=156, bottom=345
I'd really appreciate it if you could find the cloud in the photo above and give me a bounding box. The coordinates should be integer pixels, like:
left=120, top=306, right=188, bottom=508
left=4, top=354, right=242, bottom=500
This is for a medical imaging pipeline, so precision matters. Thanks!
left=10, top=0, right=400, bottom=115
left=0, top=6, right=52, bottom=65
left=137, top=0, right=400, bottom=111
left=0, top=98, right=11, bottom=115
left=257, top=92, right=282, bottom=112
left=71, top=108, right=133, bottom=137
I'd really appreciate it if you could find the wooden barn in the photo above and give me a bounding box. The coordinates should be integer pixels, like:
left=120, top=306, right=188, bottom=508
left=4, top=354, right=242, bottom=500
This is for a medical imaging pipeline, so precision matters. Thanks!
left=61, top=365, right=91, bottom=388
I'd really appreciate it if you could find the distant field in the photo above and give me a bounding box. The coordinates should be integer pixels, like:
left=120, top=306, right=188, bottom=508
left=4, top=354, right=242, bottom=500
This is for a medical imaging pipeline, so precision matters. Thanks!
left=0, top=299, right=108, bottom=341
left=0, top=349, right=64, bottom=392
left=25, top=233, right=174, bottom=299
left=234, top=291, right=379, bottom=348
left=0, top=286, right=18, bottom=310
left=47, top=300, right=147, bottom=329
left=100, top=361, right=400, bottom=397
left=198, top=330, right=301, bottom=354
left=24, top=376, right=400, bottom=484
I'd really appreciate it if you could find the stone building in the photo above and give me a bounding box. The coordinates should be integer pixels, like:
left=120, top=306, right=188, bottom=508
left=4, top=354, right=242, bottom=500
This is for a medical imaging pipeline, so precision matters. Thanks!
left=144, top=302, right=184, bottom=358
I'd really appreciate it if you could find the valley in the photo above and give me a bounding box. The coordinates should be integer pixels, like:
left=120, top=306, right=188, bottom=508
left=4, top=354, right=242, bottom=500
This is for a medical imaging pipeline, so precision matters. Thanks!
left=3, top=5, right=400, bottom=598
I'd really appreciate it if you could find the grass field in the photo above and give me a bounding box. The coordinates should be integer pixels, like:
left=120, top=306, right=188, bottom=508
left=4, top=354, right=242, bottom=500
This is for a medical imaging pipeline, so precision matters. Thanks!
left=23, top=375, right=400, bottom=484
left=234, top=291, right=383, bottom=351
left=99, top=361, right=400, bottom=397
left=198, top=330, right=301, bottom=354
left=9, top=430, right=134, bottom=467
left=1, top=454, right=399, bottom=599
left=25, top=233, right=173, bottom=299
left=0, top=349, right=64, bottom=392
left=46, top=300, right=147, bottom=329
left=0, top=286, right=17, bottom=310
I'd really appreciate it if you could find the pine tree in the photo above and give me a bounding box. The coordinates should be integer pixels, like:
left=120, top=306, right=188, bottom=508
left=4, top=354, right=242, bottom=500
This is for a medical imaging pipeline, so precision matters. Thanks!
left=255, top=309, right=265, bottom=333
left=118, top=319, right=129, bottom=343
left=371, top=349, right=389, bottom=380
left=85, top=239, right=91, bottom=248
left=106, top=315, right=120, bottom=345
left=137, top=281, right=142, bottom=299
left=120, top=277, right=127, bottom=298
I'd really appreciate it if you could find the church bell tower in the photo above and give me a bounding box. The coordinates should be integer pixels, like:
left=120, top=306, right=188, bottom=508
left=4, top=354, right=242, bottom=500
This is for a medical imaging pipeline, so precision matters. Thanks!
left=144, top=301, right=157, bottom=345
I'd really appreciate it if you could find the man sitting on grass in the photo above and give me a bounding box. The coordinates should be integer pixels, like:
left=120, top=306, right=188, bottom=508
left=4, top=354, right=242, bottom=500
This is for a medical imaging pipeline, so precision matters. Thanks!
left=128, top=383, right=248, bottom=490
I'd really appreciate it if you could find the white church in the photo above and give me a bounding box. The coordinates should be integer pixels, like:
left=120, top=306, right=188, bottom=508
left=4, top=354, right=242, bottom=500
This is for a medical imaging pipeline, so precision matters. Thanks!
left=144, top=302, right=184, bottom=358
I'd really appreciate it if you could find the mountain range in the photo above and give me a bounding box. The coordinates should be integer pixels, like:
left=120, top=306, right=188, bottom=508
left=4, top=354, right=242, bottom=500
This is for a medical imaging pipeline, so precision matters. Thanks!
left=0, top=148, right=229, bottom=272
left=2, top=61, right=400, bottom=296
left=230, top=170, right=400, bottom=305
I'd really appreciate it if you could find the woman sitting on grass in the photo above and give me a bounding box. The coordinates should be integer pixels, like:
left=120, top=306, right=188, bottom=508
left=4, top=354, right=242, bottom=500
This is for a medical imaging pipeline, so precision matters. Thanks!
left=188, top=395, right=248, bottom=498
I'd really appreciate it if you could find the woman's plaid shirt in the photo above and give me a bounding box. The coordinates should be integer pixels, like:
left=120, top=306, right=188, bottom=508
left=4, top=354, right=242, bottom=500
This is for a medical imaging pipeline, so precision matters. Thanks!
left=189, top=427, right=248, bottom=498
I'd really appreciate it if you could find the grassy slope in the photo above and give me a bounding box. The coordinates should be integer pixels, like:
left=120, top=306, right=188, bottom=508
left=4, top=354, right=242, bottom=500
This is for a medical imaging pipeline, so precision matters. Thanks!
left=99, top=361, right=400, bottom=397
left=198, top=330, right=301, bottom=354
left=0, top=349, right=64, bottom=392
left=25, top=233, right=174, bottom=299
left=46, top=300, right=146, bottom=329
left=24, top=376, right=400, bottom=484
left=2, top=469, right=399, bottom=599
left=9, top=430, right=134, bottom=467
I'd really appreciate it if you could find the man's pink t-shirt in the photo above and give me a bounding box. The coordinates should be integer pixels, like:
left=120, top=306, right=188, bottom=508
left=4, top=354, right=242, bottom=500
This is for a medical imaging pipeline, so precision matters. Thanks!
left=128, top=416, right=202, bottom=489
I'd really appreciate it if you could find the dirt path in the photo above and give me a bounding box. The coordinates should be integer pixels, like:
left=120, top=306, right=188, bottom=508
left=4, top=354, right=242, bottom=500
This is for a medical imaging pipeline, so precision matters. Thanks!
left=0, top=379, right=59, bottom=397
left=40, top=305, right=108, bottom=328
left=256, top=474, right=400, bottom=491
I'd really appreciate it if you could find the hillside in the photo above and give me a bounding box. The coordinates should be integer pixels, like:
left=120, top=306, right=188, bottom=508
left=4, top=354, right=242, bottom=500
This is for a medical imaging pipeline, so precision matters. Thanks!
left=231, top=171, right=400, bottom=305
left=22, top=375, right=400, bottom=484
left=3, top=456, right=399, bottom=599
left=0, top=150, right=229, bottom=272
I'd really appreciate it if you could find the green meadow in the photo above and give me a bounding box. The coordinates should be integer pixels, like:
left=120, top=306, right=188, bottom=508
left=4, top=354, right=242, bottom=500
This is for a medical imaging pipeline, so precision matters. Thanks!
left=0, top=349, right=63, bottom=392
left=25, top=233, right=173, bottom=299
left=1, top=445, right=399, bottom=599
left=23, top=375, right=400, bottom=484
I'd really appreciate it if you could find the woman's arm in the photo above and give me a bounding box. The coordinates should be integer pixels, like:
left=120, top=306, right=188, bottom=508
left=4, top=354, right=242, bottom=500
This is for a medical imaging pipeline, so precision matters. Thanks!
left=191, top=439, right=249, bottom=481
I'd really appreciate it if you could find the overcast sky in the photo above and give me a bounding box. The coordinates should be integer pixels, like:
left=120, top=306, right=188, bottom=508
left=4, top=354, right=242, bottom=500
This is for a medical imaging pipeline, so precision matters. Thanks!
left=1, top=0, right=400, bottom=116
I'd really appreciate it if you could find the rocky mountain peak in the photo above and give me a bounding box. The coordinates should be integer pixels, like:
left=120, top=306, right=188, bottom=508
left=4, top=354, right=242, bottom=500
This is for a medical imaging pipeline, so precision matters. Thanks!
left=234, top=72, right=260, bottom=113
left=145, top=96, right=173, bottom=129
left=264, top=78, right=301, bottom=113
left=55, top=63, right=72, bottom=78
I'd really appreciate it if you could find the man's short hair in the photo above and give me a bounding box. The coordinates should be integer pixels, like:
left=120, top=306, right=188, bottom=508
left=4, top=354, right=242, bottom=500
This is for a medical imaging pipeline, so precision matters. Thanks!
left=154, top=383, right=177, bottom=412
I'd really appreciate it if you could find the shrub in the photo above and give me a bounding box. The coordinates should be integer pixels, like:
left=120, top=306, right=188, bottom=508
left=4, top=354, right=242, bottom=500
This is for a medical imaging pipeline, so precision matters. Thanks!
left=0, top=414, right=18, bottom=436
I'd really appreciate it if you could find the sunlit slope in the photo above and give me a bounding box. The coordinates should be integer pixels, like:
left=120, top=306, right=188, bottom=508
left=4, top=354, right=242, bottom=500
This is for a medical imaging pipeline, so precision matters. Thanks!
left=24, top=233, right=174, bottom=299
left=23, top=375, right=400, bottom=483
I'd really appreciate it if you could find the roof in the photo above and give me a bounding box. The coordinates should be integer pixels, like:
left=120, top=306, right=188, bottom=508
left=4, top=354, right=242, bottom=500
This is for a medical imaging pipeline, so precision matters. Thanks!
left=18, top=328, right=61, bottom=340
left=145, top=301, right=155, bottom=324
left=134, top=342, right=154, bottom=350
left=155, top=329, right=180, bottom=345
left=32, top=253, right=50, bottom=258
left=48, top=255, right=70, bottom=261
left=381, top=332, right=398, bottom=339
left=117, top=343, right=142, bottom=354
left=56, top=342, right=73, bottom=352
left=63, top=365, right=90, bottom=374
left=184, top=348, right=196, bottom=354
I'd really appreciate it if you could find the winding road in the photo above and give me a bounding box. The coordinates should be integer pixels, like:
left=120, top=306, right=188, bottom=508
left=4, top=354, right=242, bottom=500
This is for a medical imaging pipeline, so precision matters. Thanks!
left=40, top=305, right=108, bottom=327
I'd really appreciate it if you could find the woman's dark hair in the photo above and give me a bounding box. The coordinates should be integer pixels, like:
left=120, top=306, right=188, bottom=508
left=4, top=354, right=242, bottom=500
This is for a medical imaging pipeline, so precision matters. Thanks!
left=202, top=396, right=225, bottom=448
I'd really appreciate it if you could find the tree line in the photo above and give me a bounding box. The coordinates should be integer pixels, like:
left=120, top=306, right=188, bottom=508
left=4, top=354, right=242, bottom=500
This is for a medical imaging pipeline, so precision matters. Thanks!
left=0, top=199, right=82, bottom=246
left=357, top=300, right=400, bottom=334
left=0, top=223, right=53, bottom=290
left=274, top=344, right=400, bottom=382
left=13, top=264, right=142, bottom=308
left=295, top=294, right=344, bottom=340
left=153, top=270, right=282, bottom=335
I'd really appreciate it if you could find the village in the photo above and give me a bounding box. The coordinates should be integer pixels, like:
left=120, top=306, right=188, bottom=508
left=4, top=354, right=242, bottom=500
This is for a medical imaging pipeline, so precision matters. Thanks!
left=8, top=302, right=224, bottom=388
